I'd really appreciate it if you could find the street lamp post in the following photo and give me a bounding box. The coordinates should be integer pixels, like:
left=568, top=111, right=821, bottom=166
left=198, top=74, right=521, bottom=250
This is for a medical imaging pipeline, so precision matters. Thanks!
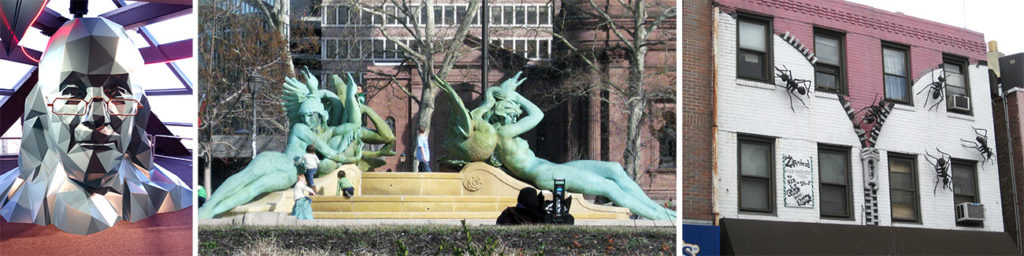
left=482, top=0, right=489, bottom=89
left=250, top=80, right=261, bottom=159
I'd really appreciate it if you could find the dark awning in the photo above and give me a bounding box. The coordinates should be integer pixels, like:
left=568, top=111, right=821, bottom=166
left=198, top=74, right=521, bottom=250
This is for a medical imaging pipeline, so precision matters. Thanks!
left=720, top=218, right=1019, bottom=255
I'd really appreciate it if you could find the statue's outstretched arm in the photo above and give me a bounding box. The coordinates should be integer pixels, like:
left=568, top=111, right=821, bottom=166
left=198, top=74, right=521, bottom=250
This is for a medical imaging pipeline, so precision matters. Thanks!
left=503, top=92, right=543, bottom=138
left=433, top=75, right=472, bottom=137
left=290, top=124, right=348, bottom=162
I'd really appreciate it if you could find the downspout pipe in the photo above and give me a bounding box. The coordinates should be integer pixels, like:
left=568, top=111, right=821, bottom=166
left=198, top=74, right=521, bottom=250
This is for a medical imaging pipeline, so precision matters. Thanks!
left=1000, top=83, right=1021, bottom=255
left=711, top=5, right=720, bottom=226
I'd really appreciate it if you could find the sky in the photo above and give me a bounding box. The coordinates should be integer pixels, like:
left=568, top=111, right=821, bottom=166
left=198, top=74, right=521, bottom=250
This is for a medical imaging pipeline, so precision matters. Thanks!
left=847, top=0, right=1024, bottom=55
left=1, top=1, right=196, bottom=152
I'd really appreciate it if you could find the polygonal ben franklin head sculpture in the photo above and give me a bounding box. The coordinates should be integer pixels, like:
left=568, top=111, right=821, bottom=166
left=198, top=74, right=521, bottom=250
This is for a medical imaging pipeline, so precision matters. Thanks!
left=0, top=17, right=190, bottom=235
left=35, top=17, right=150, bottom=189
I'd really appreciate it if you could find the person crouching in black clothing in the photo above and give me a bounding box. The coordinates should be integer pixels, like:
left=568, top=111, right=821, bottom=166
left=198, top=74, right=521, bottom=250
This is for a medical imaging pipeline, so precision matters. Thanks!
left=496, top=187, right=546, bottom=225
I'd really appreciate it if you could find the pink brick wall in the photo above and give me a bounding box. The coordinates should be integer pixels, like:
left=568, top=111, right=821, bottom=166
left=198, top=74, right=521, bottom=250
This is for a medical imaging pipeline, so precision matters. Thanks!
left=716, top=0, right=987, bottom=111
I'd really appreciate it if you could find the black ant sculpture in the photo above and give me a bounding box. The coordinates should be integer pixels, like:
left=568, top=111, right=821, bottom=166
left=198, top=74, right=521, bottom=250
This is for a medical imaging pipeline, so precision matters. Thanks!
left=961, top=127, right=994, bottom=165
left=774, top=65, right=811, bottom=112
left=916, top=64, right=946, bottom=111
left=854, top=93, right=888, bottom=128
left=925, top=148, right=952, bottom=194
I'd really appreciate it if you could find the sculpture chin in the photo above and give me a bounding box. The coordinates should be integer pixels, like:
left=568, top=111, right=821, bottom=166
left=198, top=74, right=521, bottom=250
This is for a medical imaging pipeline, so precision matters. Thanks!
left=64, top=144, right=123, bottom=189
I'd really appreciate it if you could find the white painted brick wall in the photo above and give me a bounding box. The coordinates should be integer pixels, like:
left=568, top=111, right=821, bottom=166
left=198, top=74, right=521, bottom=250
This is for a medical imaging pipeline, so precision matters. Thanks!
left=713, top=12, right=1002, bottom=232
left=874, top=64, right=1002, bottom=232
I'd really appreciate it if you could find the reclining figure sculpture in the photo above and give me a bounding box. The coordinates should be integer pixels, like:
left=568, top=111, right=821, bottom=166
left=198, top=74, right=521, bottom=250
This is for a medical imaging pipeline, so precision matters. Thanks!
left=442, top=72, right=676, bottom=220
left=199, top=69, right=394, bottom=219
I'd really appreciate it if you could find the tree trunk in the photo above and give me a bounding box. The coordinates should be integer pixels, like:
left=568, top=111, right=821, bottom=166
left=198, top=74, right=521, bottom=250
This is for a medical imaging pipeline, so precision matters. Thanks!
left=622, top=51, right=646, bottom=180
left=278, top=0, right=295, bottom=77
left=622, top=0, right=649, bottom=180
left=204, top=128, right=214, bottom=194
left=411, top=0, right=437, bottom=172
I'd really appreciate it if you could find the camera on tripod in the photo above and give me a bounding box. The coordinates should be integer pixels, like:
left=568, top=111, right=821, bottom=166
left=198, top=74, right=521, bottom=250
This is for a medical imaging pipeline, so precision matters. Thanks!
left=543, top=179, right=574, bottom=225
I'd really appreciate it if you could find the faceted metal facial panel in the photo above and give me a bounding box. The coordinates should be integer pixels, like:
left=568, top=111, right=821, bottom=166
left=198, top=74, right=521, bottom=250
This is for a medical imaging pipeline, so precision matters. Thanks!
left=0, top=17, right=191, bottom=235
left=37, top=17, right=145, bottom=190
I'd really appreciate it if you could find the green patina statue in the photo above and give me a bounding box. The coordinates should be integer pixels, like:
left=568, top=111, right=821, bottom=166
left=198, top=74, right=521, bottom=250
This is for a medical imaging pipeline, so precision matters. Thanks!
left=482, top=72, right=677, bottom=220
left=199, top=68, right=394, bottom=219
left=320, top=74, right=397, bottom=173
left=434, top=74, right=499, bottom=166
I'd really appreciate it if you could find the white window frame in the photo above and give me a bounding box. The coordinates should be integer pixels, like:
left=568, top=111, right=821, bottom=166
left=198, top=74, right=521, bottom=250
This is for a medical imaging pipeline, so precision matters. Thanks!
left=324, top=3, right=552, bottom=28
left=322, top=37, right=413, bottom=63
left=489, top=37, right=553, bottom=61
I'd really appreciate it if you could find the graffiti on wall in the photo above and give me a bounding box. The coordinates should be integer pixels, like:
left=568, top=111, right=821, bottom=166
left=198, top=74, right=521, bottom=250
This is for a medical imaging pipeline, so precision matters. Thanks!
left=783, top=154, right=815, bottom=208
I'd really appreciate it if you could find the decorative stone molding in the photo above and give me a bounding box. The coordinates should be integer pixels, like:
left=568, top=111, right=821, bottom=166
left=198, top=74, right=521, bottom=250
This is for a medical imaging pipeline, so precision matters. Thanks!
left=463, top=176, right=483, bottom=192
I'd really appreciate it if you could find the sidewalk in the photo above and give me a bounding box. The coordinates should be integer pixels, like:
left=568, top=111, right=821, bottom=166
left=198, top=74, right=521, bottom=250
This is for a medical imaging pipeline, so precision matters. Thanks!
left=199, top=212, right=675, bottom=227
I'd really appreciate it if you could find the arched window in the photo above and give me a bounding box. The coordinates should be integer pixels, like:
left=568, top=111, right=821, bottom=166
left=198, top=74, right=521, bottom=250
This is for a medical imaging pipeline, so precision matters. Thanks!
left=658, top=112, right=675, bottom=169
left=385, top=117, right=396, bottom=132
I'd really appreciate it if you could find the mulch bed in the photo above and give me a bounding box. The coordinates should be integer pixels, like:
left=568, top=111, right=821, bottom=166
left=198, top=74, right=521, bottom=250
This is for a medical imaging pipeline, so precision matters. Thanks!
left=200, top=223, right=674, bottom=255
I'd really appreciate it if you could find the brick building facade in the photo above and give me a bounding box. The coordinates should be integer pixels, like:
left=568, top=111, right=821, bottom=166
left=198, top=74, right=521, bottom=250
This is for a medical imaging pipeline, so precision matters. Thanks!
left=698, top=0, right=1017, bottom=253
left=993, top=50, right=1024, bottom=252
left=682, top=0, right=715, bottom=224
left=995, top=86, right=1024, bottom=253
left=317, top=0, right=676, bottom=200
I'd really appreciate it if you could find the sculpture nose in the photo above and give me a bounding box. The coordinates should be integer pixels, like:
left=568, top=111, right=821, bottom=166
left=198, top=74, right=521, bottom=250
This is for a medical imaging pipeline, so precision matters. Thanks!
left=82, top=98, right=109, bottom=128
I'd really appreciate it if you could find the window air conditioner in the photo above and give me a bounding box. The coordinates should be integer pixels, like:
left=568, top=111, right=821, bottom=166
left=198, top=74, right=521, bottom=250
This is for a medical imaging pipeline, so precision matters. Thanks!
left=955, top=202, right=984, bottom=223
left=949, top=95, right=971, bottom=112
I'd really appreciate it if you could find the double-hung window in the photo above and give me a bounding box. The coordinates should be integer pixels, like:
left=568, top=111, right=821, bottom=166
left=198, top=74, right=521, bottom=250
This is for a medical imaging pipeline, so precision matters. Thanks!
left=883, top=43, right=912, bottom=104
left=814, top=29, right=845, bottom=94
left=736, top=14, right=772, bottom=82
left=889, top=153, right=920, bottom=222
left=943, top=55, right=972, bottom=114
left=952, top=160, right=980, bottom=226
left=739, top=135, right=774, bottom=213
left=952, top=161, right=978, bottom=205
left=819, top=145, right=851, bottom=218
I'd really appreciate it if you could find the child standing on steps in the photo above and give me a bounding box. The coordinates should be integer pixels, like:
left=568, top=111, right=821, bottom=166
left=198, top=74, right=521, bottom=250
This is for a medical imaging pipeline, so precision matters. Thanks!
left=300, top=145, right=320, bottom=193
left=337, top=170, right=355, bottom=198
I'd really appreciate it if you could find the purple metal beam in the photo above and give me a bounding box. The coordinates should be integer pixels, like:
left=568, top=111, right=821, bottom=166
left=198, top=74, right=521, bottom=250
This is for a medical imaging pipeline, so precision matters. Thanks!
left=139, top=39, right=191, bottom=64
left=133, top=0, right=192, bottom=5
left=162, top=122, right=192, bottom=127
left=1, top=46, right=41, bottom=66
left=143, top=88, right=192, bottom=96
left=146, top=112, right=190, bottom=156
left=112, top=0, right=193, bottom=95
left=0, top=66, right=33, bottom=96
left=136, top=27, right=193, bottom=95
left=32, top=8, right=69, bottom=36
left=99, top=2, right=192, bottom=30
left=0, top=70, right=36, bottom=136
